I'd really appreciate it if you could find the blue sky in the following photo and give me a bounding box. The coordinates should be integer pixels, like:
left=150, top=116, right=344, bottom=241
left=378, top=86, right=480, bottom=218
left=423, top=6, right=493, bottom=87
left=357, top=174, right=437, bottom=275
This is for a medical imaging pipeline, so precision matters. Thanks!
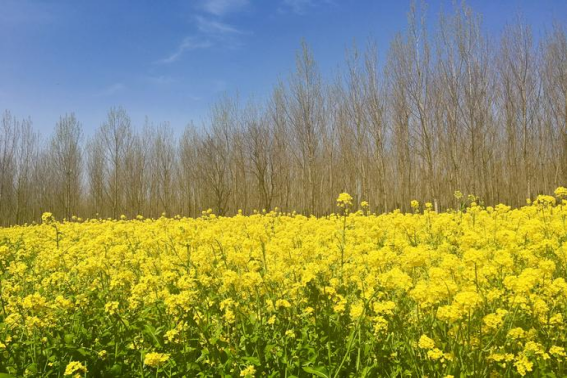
left=1, top=0, right=567, bottom=135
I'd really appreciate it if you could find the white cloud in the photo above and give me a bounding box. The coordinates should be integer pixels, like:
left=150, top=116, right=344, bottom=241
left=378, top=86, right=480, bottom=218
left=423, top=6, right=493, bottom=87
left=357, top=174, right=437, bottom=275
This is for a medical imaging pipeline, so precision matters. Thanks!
left=157, top=37, right=213, bottom=64
left=195, top=15, right=244, bottom=35
left=155, top=1, right=249, bottom=64
left=199, top=0, right=249, bottom=16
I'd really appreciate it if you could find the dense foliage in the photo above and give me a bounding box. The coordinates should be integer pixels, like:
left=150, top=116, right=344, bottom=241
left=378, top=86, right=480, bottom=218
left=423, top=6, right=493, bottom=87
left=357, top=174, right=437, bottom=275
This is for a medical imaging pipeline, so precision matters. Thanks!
left=1, top=191, right=567, bottom=376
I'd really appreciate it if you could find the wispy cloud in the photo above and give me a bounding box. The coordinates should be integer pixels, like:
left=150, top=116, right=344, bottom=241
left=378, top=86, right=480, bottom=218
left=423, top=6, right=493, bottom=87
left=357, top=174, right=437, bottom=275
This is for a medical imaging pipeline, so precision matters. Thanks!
left=95, top=83, right=126, bottom=97
left=195, top=15, right=245, bottom=35
left=279, top=0, right=332, bottom=15
left=157, top=37, right=213, bottom=64
left=198, top=0, right=249, bottom=16
left=192, top=15, right=249, bottom=51
left=156, top=1, right=249, bottom=64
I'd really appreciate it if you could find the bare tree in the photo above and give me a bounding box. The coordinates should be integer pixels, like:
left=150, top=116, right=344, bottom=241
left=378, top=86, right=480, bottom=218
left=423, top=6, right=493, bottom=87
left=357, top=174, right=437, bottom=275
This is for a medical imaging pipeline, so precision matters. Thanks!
left=86, top=133, right=106, bottom=217
left=286, top=41, right=325, bottom=214
left=387, top=34, right=414, bottom=210
left=149, top=122, right=177, bottom=216
left=199, top=96, right=237, bottom=215
left=178, top=123, right=201, bottom=217
left=99, top=107, right=133, bottom=218
left=3, top=2, right=567, bottom=225
left=124, top=129, right=148, bottom=217
left=50, top=113, right=83, bottom=219
left=498, top=21, right=541, bottom=202
left=0, top=111, right=19, bottom=225
left=541, top=25, right=567, bottom=186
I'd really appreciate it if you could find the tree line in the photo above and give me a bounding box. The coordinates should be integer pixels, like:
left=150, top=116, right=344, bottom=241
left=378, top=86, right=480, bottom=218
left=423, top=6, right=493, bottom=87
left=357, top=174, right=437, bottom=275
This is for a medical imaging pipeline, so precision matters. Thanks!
left=1, top=3, right=567, bottom=225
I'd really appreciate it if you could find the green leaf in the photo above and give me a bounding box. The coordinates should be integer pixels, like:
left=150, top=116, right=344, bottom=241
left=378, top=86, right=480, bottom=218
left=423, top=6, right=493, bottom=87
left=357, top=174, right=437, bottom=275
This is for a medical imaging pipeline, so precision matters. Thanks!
left=25, top=363, right=38, bottom=374
left=360, top=365, right=377, bottom=378
left=76, top=347, right=90, bottom=356
left=64, top=334, right=74, bottom=345
left=264, top=344, right=275, bottom=355
left=143, top=324, right=161, bottom=347
left=302, top=366, right=330, bottom=378
left=243, top=356, right=261, bottom=366
left=121, top=318, right=130, bottom=329
left=108, top=364, right=123, bottom=376
left=0, top=374, right=17, bottom=378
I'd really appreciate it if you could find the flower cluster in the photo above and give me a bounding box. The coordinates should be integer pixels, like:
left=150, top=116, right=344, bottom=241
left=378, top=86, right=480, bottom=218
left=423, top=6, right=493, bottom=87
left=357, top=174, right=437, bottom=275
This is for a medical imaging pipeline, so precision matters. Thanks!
left=1, top=190, right=567, bottom=376
left=336, top=192, right=353, bottom=208
left=144, top=352, right=170, bottom=368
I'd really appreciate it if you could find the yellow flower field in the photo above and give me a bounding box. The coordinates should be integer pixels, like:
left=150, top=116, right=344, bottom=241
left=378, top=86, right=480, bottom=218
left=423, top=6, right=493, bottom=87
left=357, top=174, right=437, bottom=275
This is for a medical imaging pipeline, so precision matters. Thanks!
left=1, top=192, right=567, bottom=377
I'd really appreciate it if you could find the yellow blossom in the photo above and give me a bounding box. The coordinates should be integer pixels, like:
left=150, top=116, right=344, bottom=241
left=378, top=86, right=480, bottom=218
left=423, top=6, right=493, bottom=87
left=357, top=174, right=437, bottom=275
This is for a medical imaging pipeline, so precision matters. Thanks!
left=418, top=335, right=435, bottom=349
left=144, top=352, right=170, bottom=368
left=240, top=365, right=256, bottom=377
left=64, top=361, right=87, bottom=376
left=104, top=301, right=119, bottom=315
left=514, top=354, right=533, bottom=376
left=337, top=192, right=353, bottom=208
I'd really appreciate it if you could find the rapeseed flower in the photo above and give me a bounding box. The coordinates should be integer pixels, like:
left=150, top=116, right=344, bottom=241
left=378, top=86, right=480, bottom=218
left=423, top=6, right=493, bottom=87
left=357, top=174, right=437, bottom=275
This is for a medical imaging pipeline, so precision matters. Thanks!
left=64, top=361, right=87, bottom=376
left=337, top=192, right=353, bottom=207
left=2, top=188, right=567, bottom=376
left=144, top=352, right=170, bottom=368
left=418, top=335, right=435, bottom=349
left=240, top=365, right=256, bottom=377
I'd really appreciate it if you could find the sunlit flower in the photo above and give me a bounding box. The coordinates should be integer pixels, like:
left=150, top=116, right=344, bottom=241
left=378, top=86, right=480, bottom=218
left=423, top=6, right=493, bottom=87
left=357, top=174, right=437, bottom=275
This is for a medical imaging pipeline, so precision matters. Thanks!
left=64, top=361, right=87, bottom=376
left=240, top=365, right=256, bottom=377
left=144, top=352, right=170, bottom=368
left=337, top=192, right=353, bottom=208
